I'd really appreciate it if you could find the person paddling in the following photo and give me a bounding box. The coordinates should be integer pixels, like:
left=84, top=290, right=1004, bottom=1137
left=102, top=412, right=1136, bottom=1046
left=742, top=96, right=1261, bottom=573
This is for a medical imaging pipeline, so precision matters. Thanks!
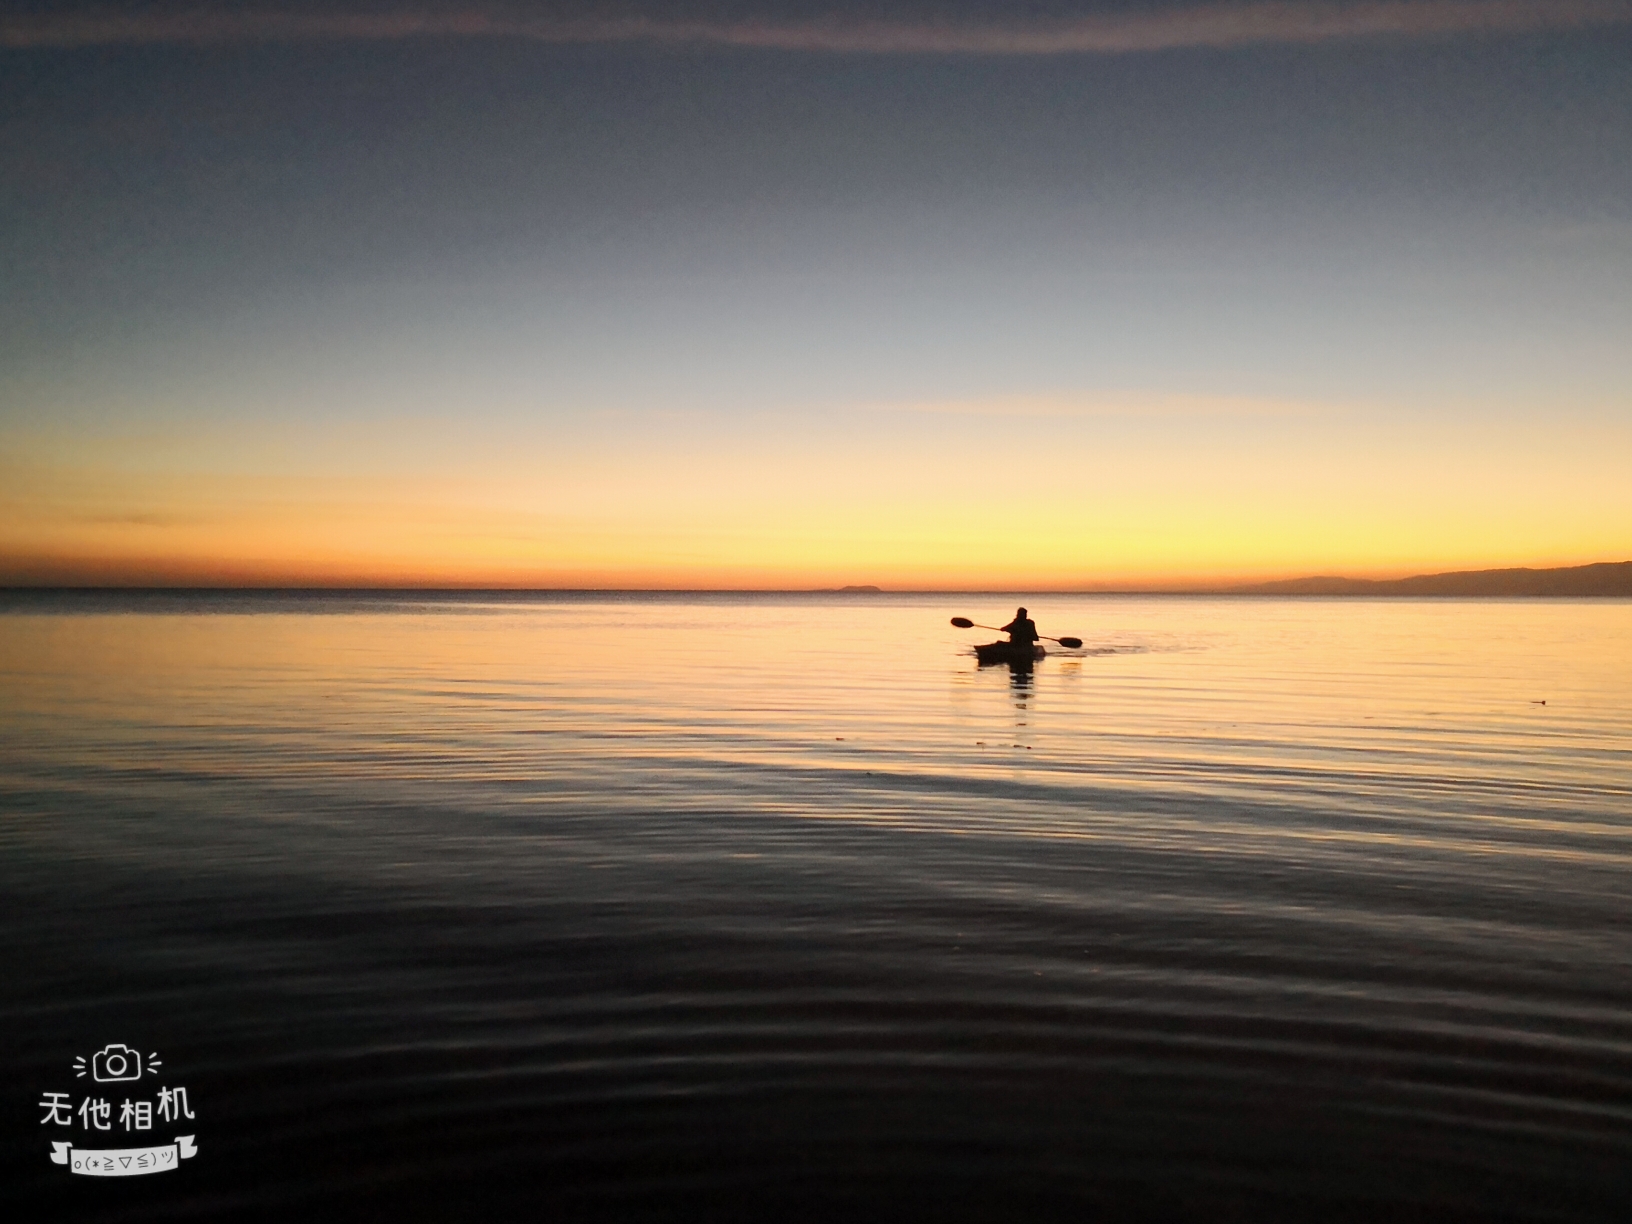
left=1001, top=607, right=1040, bottom=653
left=949, top=614, right=1082, bottom=657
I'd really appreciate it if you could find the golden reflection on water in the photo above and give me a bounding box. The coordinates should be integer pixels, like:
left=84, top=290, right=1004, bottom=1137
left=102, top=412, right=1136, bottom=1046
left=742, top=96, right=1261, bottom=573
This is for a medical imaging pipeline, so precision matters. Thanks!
left=3, top=595, right=1628, bottom=856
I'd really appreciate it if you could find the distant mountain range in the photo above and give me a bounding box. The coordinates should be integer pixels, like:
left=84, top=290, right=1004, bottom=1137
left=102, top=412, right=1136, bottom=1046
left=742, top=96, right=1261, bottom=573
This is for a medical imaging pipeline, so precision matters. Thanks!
left=1228, top=562, right=1632, bottom=597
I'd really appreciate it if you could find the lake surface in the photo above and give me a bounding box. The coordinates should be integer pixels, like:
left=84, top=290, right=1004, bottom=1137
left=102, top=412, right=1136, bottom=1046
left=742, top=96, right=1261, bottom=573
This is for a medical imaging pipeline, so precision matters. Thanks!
left=3, top=593, right=1630, bottom=1221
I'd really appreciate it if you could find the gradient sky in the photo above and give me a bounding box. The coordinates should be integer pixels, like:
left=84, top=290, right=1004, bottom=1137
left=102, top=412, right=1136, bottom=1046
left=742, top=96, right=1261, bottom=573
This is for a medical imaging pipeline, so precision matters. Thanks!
left=3, top=0, right=1630, bottom=587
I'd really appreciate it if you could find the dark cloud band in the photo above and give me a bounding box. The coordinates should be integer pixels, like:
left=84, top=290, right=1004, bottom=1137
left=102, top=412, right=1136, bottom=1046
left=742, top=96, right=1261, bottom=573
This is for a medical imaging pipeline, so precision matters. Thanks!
left=4, top=1, right=1630, bottom=53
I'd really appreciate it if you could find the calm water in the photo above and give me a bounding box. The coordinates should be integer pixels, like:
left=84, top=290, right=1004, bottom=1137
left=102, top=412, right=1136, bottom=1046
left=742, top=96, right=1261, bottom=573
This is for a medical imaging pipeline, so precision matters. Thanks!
left=3, top=593, right=1630, bottom=1221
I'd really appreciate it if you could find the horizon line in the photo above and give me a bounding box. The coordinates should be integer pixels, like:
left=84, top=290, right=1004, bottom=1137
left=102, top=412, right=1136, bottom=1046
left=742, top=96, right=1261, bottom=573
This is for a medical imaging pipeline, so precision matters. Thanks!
left=4, top=560, right=1629, bottom=588
left=5, top=559, right=1630, bottom=598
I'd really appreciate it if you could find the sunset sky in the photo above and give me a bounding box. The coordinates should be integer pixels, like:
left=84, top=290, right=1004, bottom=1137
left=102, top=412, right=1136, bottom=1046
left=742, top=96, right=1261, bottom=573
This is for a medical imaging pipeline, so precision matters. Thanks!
left=3, top=0, right=1630, bottom=588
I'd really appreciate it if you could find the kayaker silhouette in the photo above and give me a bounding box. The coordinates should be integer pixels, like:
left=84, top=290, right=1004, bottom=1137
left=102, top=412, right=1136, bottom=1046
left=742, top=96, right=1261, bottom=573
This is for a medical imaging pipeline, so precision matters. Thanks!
left=1002, top=608, right=1040, bottom=651
left=950, top=610, right=1080, bottom=667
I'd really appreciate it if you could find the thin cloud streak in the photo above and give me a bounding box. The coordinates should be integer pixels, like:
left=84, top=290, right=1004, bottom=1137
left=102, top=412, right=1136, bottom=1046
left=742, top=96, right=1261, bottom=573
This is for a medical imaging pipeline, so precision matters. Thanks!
left=4, top=1, right=1629, bottom=53
left=875, top=392, right=1327, bottom=419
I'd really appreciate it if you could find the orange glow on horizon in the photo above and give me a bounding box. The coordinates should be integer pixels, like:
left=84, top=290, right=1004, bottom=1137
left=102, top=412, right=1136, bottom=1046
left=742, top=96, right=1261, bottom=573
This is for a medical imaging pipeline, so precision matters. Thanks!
left=3, top=543, right=1625, bottom=592
left=6, top=390, right=1630, bottom=590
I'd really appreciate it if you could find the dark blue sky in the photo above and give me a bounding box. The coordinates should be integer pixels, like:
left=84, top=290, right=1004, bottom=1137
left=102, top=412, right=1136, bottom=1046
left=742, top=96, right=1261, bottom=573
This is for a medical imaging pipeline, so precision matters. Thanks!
left=3, top=2, right=1631, bottom=584
left=6, top=3, right=1631, bottom=334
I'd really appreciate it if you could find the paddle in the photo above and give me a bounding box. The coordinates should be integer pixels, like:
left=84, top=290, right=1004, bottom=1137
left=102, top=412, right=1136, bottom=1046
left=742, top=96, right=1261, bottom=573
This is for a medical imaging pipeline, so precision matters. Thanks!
left=950, top=617, right=1082, bottom=650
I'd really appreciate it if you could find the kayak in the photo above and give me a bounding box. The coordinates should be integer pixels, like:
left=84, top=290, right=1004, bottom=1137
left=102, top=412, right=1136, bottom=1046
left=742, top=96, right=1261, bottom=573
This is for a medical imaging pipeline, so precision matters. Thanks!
left=974, top=641, right=1046, bottom=666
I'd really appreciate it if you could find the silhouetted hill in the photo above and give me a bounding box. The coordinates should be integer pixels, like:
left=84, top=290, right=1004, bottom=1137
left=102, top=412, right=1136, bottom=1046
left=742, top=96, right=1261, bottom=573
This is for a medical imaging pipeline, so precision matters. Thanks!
left=1232, top=562, right=1632, bottom=596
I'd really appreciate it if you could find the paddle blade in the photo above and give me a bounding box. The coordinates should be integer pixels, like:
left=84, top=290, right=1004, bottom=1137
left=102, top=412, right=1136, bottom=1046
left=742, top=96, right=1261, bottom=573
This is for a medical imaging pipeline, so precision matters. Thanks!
left=1057, top=636, right=1083, bottom=649
left=950, top=617, right=974, bottom=628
